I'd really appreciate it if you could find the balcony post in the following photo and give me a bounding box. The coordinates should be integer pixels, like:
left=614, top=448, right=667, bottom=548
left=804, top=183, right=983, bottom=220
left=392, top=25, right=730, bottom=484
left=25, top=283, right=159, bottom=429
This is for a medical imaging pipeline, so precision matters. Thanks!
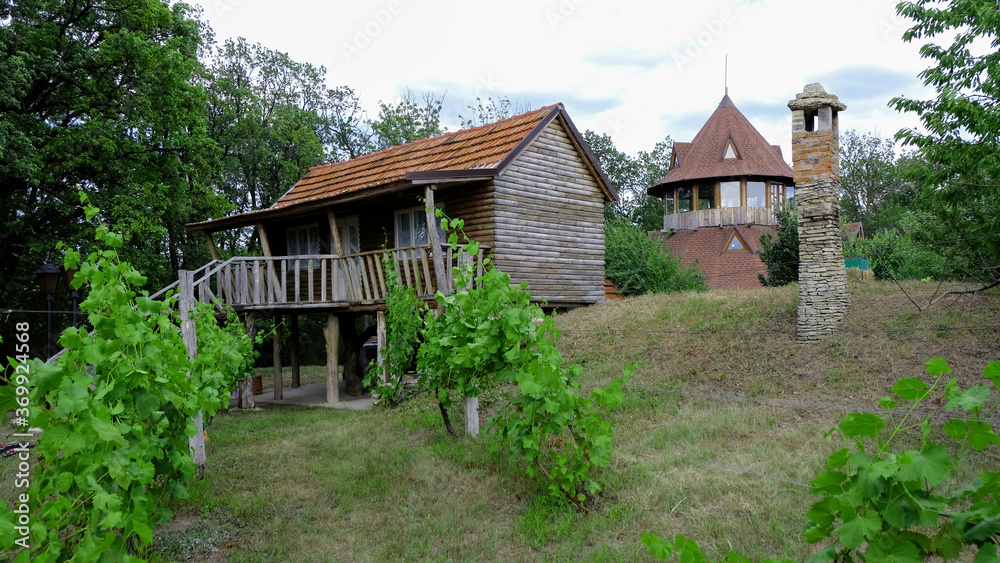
left=425, top=184, right=450, bottom=295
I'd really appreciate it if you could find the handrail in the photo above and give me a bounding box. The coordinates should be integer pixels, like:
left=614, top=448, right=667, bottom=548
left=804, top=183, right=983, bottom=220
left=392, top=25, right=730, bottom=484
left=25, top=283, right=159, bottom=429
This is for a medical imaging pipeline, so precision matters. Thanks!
left=148, top=260, right=219, bottom=300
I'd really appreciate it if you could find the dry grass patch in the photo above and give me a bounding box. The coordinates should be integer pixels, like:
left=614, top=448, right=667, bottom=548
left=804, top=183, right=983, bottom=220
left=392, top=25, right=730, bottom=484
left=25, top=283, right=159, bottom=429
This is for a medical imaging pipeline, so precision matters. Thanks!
left=558, top=281, right=1000, bottom=405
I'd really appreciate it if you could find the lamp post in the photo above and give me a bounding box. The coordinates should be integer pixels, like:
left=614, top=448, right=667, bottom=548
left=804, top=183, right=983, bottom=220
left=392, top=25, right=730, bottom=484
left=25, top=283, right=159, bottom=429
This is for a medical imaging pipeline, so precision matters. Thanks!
left=35, top=260, right=61, bottom=359
left=62, top=266, right=80, bottom=328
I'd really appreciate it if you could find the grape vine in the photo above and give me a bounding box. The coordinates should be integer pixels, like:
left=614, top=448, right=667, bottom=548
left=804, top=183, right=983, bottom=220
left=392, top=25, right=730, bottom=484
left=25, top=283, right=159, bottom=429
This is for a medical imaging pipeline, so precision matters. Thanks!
left=0, top=196, right=251, bottom=562
left=643, top=357, right=1000, bottom=562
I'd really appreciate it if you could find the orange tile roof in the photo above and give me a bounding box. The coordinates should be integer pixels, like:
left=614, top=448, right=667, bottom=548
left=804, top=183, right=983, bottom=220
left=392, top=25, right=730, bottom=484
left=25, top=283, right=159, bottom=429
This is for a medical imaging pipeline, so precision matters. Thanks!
left=274, top=104, right=561, bottom=209
left=188, top=103, right=617, bottom=232
left=650, top=95, right=793, bottom=196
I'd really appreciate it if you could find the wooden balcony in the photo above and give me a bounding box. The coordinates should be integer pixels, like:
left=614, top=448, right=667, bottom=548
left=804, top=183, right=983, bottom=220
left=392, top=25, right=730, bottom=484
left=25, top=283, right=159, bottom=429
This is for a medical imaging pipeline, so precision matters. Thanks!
left=154, top=245, right=487, bottom=312
left=663, top=206, right=775, bottom=231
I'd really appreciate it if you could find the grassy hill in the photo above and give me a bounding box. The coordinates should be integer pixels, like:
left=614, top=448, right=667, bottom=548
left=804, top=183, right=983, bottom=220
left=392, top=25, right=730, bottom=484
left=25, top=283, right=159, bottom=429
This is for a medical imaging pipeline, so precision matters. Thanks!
left=6, top=281, right=998, bottom=561
left=558, top=281, right=999, bottom=404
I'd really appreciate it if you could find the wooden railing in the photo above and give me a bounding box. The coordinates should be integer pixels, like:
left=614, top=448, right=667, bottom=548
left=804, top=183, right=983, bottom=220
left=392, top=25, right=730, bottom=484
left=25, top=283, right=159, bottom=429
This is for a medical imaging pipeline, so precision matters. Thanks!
left=185, top=244, right=487, bottom=309
left=663, top=206, right=775, bottom=231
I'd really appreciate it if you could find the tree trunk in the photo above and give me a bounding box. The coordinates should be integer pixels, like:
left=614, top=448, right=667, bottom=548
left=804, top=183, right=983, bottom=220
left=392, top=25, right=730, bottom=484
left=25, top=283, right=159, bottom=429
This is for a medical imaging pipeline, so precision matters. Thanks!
left=438, top=397, right=457, bottom=438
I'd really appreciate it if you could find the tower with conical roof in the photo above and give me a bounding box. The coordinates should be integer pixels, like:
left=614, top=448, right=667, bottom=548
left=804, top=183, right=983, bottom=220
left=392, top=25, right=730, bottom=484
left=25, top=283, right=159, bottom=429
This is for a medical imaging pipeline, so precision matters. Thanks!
left=647, top=94, right=794, bottom=290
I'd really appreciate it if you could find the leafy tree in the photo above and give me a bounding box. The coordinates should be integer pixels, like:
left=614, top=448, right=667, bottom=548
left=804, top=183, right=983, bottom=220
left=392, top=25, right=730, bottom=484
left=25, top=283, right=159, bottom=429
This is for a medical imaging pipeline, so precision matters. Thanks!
left=583, top=130, right=671, bottom=232
left=0, top=0, right=222, bottom=316
left=319, top=85, right=375, bottom=161
left=604, top=216, right=706, bottom=295
left=890, top=0, right=1000, bottom=282
left=757, top=206, right=799, bottom=286
left=369, top=90, right=445, bottom=150
left=203, top=37, right=327, bottom=215
left=839, top=130, right=903, bottom=232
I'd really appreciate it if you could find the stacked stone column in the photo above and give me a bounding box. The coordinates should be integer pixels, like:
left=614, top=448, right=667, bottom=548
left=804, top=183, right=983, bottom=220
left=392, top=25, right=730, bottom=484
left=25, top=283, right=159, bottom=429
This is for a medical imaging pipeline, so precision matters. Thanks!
left=788, top=84, right=849, bottom=341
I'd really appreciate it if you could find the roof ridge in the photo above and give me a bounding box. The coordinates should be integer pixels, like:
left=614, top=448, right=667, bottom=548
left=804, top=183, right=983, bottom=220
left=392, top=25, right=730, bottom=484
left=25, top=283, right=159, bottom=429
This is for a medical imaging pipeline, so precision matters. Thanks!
left=305, top=104, right=562, bottom=173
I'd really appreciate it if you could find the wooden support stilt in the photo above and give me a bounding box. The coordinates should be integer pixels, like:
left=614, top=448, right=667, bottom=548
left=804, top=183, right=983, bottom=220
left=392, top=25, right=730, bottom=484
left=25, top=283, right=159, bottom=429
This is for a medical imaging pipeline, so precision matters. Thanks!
left=179, top=270, right=207, bottom=473
left=376, top=311, right=388, bottom=385
left=239, top=313, right=258, bottom=409
left=290, top=315, right=300, bottom=388
left=204, top=232, right=221, bottom=261
left=325, top=313, right=340, bottom=404
left=272, top=318, right=283, bottom=400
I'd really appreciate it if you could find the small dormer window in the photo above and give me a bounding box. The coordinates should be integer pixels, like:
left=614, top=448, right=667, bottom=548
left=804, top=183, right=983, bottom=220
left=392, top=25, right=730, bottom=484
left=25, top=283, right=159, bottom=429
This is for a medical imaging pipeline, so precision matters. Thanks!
left=673, top=155, right=680, bottom=168
left=723, top=136, right=741, bottom=160
left=724, top=229, right=751, bottom=253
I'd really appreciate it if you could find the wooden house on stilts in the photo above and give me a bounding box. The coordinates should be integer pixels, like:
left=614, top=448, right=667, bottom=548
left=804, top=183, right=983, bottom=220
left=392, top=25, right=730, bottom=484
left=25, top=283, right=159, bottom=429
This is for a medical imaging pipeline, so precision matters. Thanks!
left=182, top=104, right=617, bottom=405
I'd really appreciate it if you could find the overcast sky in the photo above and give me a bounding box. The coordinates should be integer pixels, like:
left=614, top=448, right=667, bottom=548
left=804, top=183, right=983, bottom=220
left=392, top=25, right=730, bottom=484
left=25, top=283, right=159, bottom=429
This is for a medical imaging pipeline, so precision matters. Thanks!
left=198, top=0, right=933, bottom=161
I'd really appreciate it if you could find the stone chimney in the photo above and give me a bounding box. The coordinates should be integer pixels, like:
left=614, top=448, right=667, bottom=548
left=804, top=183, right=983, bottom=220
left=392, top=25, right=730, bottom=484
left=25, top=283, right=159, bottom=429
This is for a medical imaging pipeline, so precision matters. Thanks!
left=788, top=84, right=849, bottom=341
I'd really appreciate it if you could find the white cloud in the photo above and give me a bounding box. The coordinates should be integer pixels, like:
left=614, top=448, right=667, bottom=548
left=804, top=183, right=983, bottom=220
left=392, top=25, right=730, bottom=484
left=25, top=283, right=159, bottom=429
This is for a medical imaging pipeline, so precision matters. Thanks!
left=201, top=0, right=935, bottom=158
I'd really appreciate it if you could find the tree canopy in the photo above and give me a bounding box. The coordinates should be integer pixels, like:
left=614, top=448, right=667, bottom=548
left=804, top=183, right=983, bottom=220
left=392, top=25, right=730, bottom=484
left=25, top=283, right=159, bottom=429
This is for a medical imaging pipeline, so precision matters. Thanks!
left=0, top=0, right=222, bottom=311
left=891, top=0, right=1000, bottom=282
left=583, top=130, right=671, bottom=232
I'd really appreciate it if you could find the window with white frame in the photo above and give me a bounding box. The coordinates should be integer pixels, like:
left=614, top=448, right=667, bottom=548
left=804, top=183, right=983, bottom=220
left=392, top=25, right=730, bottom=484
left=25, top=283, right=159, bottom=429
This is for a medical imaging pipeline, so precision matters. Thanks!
left=395, top=206, right=445, bottom=248
left=287, top=223, right=320, bottom=256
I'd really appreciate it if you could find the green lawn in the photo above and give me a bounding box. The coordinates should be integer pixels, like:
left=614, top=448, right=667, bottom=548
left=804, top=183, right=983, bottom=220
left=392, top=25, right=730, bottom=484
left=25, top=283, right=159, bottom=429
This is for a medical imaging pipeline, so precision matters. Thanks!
left=4, top=281, right=999, bottom=561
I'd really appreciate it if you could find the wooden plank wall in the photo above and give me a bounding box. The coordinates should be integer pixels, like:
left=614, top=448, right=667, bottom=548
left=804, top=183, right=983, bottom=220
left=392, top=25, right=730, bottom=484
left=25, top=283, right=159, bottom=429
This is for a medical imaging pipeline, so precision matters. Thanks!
left=436, top=181, right=495, bottom=249
left=491, top=118, right=606, bottom=305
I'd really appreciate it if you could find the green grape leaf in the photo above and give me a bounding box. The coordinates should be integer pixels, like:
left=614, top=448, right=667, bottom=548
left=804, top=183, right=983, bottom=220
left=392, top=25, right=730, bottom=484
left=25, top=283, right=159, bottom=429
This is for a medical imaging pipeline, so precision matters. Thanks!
left=827, top=448, right=850, bottom=469
left=963, top=517, right=1000, bottom=543
left=965, top=421, right=1000, bottom=451
left=803, top=520, right=831, bottom=544
left=945, top=384, right=991, bottom=412
left=641, top=532, right=673, bottom=561
left=865, top=538, right=924, bottom=563
left=806, top=497, right=840, bottom=529
left=835, top=512, right=882, bottom=549
left=982, top=361, right=1000, bottom=389
left=891, top=378, right=931, bottom=401
left=897, top=444, right=952, bottom=486
left=974, top=542, right=1000, bottom=563
left=879, top=396, right=898, bottom=410
left=839, top=413, right=885, bottom=439
left=925, top=357, right=951, bottom=377
left=804, top=545, right=838, bottom=563
left=943, top=419, right=968, bottom=442
left=811, top=471, right=849, bottom=494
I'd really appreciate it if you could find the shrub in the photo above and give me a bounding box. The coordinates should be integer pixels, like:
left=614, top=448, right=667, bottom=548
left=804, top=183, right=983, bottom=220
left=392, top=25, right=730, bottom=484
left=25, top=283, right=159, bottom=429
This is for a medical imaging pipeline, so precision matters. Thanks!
left=843, top=229, right=946, bottom=281
left=757, top=206, right=799, bottom=287
left=604, top=217, right=706, bottom=295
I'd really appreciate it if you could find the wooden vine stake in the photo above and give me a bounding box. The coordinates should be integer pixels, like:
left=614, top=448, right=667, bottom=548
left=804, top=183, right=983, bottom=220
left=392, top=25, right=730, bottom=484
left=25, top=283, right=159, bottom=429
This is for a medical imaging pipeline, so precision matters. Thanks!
left=179, top=270, right=207, bottom=475
left=465, top=396, right=479, bottom=437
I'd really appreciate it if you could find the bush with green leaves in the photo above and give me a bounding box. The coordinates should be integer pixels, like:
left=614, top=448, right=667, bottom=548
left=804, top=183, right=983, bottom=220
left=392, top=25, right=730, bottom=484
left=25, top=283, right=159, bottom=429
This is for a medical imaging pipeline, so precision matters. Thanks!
left=643, top=357, right=1000, bottom=563
left=757, top=206, right=799, bottom=287
left=605, top=216, right=706, bottom=295
left=843, top=229, right=946, bottom=281
left=0, top=197, right=251, bottom=562
left=365, top=249, right=427, bottom=405
left=418, top=211, right=632, bottom=510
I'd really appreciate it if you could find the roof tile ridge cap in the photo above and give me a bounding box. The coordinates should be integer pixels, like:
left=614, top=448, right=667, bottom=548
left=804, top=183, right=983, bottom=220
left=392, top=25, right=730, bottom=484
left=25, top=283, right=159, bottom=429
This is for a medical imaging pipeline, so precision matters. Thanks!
left=301, top=104, right=559, bottom=174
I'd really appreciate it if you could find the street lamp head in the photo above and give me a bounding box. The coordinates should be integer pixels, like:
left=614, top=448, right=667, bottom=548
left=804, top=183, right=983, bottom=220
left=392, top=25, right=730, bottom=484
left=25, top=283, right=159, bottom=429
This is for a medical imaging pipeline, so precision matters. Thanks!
left=62, top=266, right=79, bottom=292
left=35, top=259, right=61, bottom=296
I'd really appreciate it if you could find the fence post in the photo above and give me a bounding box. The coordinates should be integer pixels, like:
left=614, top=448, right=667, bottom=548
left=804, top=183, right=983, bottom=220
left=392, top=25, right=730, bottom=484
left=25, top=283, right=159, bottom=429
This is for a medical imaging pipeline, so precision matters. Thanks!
left=179, top=270, right=207, bottom=475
